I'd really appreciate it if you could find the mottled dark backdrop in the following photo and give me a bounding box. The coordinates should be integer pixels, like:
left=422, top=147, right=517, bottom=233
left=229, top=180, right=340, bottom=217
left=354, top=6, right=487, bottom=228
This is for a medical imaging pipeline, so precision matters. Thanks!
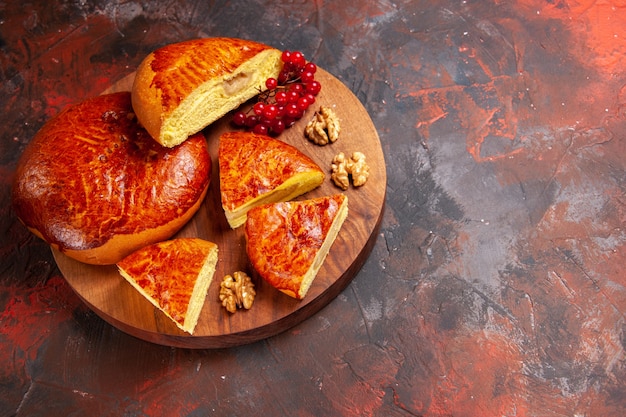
left=1, top=1, right=625, bottom=416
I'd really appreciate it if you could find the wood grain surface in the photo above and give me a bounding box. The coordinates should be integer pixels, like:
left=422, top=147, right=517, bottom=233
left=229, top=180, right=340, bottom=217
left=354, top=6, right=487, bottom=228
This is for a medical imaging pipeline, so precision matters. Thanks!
left=52, top=68, right=386, bottom=348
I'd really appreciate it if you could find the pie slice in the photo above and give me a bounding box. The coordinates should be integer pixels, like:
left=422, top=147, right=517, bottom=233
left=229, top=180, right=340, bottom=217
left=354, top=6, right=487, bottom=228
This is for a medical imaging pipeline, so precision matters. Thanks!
left=244, top=194, right=348, bottom=300
left=132, top=37, right=283, bottom=147
left=117, top=238, right=218, bottom=334
left=219, top=131, right=325, bottom=228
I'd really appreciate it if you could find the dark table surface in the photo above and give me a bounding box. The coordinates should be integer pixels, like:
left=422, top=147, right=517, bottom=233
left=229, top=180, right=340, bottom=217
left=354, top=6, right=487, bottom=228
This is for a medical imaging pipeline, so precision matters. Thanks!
left=2, top=1, right=626, bottom=416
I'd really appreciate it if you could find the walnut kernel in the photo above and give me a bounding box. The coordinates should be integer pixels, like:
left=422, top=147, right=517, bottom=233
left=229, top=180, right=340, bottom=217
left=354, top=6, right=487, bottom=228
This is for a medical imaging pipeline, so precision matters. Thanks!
left=305, top=105, right=340, bottom=145
left=348, top=151, right=370, bottom=187
left=331, top=151, right=370, bottom=189
left=331, top=152, right=350, bottom=190
left=219, top=271, right=256, bottom=313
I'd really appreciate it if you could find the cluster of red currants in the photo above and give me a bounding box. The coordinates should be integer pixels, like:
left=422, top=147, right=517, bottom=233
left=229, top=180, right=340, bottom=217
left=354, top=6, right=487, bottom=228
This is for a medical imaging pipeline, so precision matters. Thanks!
left=231, top=50, right=321, bottom=136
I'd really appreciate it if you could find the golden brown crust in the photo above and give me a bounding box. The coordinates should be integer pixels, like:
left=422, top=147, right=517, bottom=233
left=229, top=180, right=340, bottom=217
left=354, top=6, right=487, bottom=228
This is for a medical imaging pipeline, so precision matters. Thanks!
left=12, top=92, right=211, bottom=265
left=117, top=238, right=218, bottom=334
left=218, top=131, right=325, bottom=228
left=54, top=194, right=206, bottom=265
left=244, top=194, right=347, bottom=300
left=132, top=37, right=283, bottom=146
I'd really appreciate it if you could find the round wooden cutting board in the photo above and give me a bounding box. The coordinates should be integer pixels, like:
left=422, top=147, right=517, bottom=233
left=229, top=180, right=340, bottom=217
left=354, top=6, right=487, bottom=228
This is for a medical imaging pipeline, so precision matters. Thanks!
left=52, top=68, right=386, bottom=348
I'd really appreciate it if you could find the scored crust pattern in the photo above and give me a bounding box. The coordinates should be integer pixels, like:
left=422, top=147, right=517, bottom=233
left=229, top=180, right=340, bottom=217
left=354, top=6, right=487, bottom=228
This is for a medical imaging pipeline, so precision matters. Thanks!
left=12, top=92, right=210, bottom=257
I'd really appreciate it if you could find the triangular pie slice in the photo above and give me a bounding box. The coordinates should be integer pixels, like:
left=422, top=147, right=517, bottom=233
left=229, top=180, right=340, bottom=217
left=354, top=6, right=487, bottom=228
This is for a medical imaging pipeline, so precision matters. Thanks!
left=117, top=238, right=218, bottom=334
left=244, top=194, right=348, bottom=300
left=219, top=131, right=325, bottom=228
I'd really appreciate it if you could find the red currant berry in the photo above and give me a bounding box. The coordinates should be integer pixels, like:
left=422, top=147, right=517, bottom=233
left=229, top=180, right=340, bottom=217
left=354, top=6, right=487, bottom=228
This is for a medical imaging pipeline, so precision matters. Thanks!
left=253, top=123, right=269, bottom=135
left=271, top=119, right=286, bottom=135
left=278, top=70, right=290, bottom=85
left=304, top=62, right=317, bottom=74
left=306, top=80, right=322, bottom=95
left=275, top=91, right=288, bottom=105
left=291, top=51, right=306, bottom=69
left=304, top=93, right=316, bottom=105
left=263, top=104, right=278, bottom=120
left=281, top=50, right=291, bottom=63
left=301, top=71, right=315, bottom=83
left=245, top=115, right=260, bottom=128
left=287, top=90, right=300, bottom=103
left=289, top=83, right=304, bottom=94
left=296, top=96, right=311, bottom=112
left=232, top=111, right=247, bottom=126
left=253, top=102, right=265, bottom=115
left=286, top=103, right=300, bottom=118
left=265, top=77, right=278, bottom=90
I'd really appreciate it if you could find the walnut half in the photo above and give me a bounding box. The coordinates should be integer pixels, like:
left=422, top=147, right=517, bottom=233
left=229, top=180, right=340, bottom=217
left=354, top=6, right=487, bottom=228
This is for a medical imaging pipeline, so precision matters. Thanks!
left=305, top=105, right=340, bottom=145
left=219, top=271, right=256, bottom=313
left=331, top=151, right=370, bottom=190
left=331, top=152, right=351, bottom=190
left=348, top=151, right=370, bottom=187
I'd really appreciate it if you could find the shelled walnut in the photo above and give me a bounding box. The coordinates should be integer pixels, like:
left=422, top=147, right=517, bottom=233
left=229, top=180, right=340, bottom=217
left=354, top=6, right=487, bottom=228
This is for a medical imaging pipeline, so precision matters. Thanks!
left=348, top=151, right=369, bottom=186
left=219, top=271, right=256, bottom=313
left=331, top=151, right=370, bottom=190
left=331, top=152, right=351, bottom=190
left=304, top=105, right=340, bottom=145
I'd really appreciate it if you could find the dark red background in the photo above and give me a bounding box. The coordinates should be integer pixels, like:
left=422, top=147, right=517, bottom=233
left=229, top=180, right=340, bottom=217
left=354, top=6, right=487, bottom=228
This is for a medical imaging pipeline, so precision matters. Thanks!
left=2, top=1, right=625, bottom=416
